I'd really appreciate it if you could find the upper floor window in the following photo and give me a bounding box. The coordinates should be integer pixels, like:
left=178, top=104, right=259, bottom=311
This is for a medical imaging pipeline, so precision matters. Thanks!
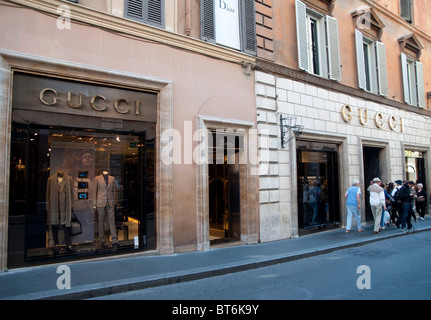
left=400, top=0, right=413, bottom=24
left=401, top=54, right=425, bottom=108
left=399, top=34, right=425, bottom=108
left=295, top=0, right=341, bottom=81
left=125, top=0, right=164, bottom=29
left=201, top=0, right=257, bottom=55
left=355, top=30, right=388, bottom=96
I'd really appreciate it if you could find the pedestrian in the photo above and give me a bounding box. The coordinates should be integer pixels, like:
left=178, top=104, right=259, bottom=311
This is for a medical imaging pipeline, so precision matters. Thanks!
left=396, top=181, right=416, bottom=232
left=391, top=180, right=403, bottom=225
left=416, top=183, right=426, bottom=220
left=368, top=177, right=387, bottom=234
left=386, top=182, right=396, bottom=224
left=381, top=182, right=394, bottom=229
left=309, top=180, right=322, bottom=225
left=344, top=179, right=363, bottom=233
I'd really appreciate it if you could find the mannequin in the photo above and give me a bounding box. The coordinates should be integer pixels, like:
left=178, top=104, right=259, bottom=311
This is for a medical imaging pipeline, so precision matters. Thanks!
left=94, top=170, right=120, bottom=249
left=46, top=170, right=75, bottom=253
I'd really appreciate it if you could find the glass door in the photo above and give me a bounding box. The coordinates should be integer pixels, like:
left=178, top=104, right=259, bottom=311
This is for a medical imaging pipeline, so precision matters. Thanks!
left=208, top=131, right=241, bottom=244
left=297, top=142, right=340, bottom=234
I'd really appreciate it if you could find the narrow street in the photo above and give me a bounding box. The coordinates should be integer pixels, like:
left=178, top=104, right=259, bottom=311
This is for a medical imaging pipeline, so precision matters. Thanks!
left=93, top=230, right=431, bottom=300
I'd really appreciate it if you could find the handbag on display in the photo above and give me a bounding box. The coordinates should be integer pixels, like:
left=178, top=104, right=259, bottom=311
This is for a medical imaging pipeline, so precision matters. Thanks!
left=71, top=212, right=82, bottom=236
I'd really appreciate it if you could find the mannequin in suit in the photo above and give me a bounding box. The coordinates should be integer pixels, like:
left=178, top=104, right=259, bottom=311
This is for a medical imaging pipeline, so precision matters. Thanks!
left=94, top=171, right=119, bottom=249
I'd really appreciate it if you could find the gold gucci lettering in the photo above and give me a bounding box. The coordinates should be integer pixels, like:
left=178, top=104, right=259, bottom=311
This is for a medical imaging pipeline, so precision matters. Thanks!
left=341, top=105, right=404, bottom=132
left=39, top=88, right=141, bottom=116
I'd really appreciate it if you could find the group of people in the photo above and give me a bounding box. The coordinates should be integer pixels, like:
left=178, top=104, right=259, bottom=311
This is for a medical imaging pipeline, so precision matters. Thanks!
left=344, top=178, right=428, bottom=234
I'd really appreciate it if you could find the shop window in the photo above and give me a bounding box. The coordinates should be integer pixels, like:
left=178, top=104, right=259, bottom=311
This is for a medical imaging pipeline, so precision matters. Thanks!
left=405, top=150, right=426, bottom=189
left=125, top=0, right=164, bottom=28
left=295, top=0, right=341, bottom=81
left=8, top=124, right=155, bottom=267
left=201, top=0, right=257, bottom=55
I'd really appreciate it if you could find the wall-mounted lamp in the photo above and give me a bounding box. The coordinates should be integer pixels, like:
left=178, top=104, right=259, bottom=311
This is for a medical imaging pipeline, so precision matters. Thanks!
left=280, top=115, right=304, bottom=148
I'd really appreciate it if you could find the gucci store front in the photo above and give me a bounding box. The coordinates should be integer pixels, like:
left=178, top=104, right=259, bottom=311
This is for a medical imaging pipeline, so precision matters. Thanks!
left=7, top=71, right=158, bottom=268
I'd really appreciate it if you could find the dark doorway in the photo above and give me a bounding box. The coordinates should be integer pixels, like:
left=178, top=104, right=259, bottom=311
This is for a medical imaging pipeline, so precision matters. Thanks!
left=363, top=146, right=382, bottom=222
left=297, top=141, right=340, bottom=235
left=208, top=131, right=241, bottom=245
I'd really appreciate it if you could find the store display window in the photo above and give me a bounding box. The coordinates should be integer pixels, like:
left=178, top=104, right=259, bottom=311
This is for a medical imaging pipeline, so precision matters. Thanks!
left=8, top=123, right=155, bottom=267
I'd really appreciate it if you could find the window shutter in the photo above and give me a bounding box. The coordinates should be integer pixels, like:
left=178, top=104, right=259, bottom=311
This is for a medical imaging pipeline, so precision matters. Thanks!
left=146, top=0, right=164, bottom=28
left=375, top=41, right=388, bottom=96
left=416, top=61, right=425, bottom=108
left=125, top=0, right=164, bottom=28
left=240, top=0, right=257, bottom=55
left=201, top=0, right=216, bottom=43
left=400, top=0, right=412, bottom=23
left=326, top=16, right=341, bottom=81
left=401, top=53, right=411, bottom=104
left=125, top=0, right=144, bottom=21
left=355, top=30, right=366, bottom=90
left=296, top=0, right=309, bottom=72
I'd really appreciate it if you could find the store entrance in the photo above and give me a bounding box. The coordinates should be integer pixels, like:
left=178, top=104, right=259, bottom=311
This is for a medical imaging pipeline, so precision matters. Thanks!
left=7, top=123, right=155, bottom=268
left=363, top=146, right=382, bottom=222
left=297, top=141, right=340, bottom=234
left=405, top=150, right=426, bottom=189
left=208, top=131, right=241, bottom=245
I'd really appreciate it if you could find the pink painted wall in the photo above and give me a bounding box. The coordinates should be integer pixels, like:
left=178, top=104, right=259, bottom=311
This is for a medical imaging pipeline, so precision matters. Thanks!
left=0, top=5, right=257, bottom=249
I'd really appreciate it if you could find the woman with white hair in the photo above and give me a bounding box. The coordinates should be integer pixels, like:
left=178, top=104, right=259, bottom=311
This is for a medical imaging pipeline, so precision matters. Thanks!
left=416, top=183, right=427, bottom=220
left=344, top=179, right=363, bottom=233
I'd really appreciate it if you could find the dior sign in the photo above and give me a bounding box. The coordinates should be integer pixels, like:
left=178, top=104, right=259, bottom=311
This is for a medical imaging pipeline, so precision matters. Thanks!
left=215, top=0, right=240, bottom=50
left=12, top=73, right=157, bottom=122
left=341, top=105, right=405, bottom=132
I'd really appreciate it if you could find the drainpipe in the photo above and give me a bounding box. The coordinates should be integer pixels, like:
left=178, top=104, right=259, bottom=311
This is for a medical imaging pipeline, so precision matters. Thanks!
left=185, top=0, right=192, bottom=36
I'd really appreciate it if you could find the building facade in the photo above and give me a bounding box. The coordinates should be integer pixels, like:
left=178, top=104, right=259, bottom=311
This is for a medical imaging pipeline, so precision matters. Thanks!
left=0, top=0, right=260, bottom=270
left=255, top=0, right=431, bottom=241
left=0, top=0, right=430, bottom=272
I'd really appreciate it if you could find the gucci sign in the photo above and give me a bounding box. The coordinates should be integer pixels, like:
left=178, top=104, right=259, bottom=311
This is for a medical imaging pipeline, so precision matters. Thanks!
left=12, top=73, right=157, bottom=123
left=341, top=105, right=404, bottom=132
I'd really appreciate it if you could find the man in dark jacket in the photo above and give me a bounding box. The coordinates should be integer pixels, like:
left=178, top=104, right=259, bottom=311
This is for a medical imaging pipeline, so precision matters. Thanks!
left=396, top=181, right=416, bottom=232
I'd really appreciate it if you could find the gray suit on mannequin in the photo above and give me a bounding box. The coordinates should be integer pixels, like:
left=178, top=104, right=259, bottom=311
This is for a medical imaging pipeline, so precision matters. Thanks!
left=94, top=171, right=119, bottom=248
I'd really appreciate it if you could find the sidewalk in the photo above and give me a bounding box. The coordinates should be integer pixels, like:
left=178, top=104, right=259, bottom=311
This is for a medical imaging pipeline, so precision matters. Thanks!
left=1, top=216, right=431, bottom=300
